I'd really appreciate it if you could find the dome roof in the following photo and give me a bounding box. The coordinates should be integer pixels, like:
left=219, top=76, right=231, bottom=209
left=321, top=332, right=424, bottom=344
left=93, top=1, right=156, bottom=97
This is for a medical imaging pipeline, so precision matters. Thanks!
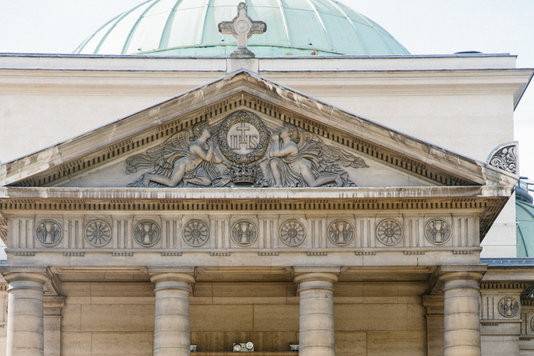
left=75, top=0, right=409, bottom=57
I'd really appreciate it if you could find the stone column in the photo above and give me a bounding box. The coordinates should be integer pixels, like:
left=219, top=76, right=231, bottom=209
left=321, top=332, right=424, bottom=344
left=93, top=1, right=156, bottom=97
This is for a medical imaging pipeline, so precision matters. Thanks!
left=440, top=266, right=486, bottom=356
left=150, top=271, right=195, bottom=356
left=4, top=272, right=48, bottom=356
left=43, top=296, right=65, bottom=356
left=294, top=270, right=338, bottom=356
left=480, top=283, right=523, bottom=356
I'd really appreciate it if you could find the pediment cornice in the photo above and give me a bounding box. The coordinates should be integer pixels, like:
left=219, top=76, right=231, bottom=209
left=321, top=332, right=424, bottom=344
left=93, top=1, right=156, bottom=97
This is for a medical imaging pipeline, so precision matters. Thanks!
left=0, top=71, right=516, bottom=190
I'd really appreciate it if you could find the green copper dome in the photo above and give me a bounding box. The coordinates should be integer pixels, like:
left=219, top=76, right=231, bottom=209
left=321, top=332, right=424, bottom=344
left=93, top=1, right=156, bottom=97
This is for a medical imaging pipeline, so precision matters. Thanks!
left=75, top=0, right=409, bottom=57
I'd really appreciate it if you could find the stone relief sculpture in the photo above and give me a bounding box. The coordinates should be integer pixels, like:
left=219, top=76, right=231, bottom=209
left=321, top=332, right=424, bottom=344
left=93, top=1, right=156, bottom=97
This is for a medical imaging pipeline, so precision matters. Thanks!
left=35, top=219, right=63, bottom=247
left=260, top=128, right=365, bottom=187
left=487, top=142, right=518, bottom=174
left=498, top=297, right=520, bottom=318
left=232, top=220, right=257, bottom=246
left=425, top=218, right=451, bottom=245
left=126, top=110, right=368, bottom=188
left=328, top=220, right=354, bottom=246
left=183, top=219, right=210, bottom=247
left=85, top=219, right=112, bottom=247
left=28, top=214, right=474, bottom=251
left=375, top=218, right=403, bottom=247
left=128, top=127, right=229, bottom=188
left=133, top=220, right=161, bottom=247
left=279, top=219, right=306, bottom=247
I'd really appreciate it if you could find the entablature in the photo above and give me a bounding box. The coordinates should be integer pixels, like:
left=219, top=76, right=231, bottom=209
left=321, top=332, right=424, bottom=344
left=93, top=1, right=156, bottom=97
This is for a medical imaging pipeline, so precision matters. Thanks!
left=2, top=198, right=485, bottom=268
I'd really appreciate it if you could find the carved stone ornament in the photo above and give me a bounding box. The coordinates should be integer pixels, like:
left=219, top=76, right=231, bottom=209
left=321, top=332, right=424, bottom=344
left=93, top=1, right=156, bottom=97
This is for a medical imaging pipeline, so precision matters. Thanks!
left=424, top=218, right=451, bottom=245
left=183, top=219, right=210, bottom=247
left=133, top=220, right=160, bottom=247
left=375, top=219, right=403, bottom=246
left=497, top=296, right=520, bottom=318
left=85, top=219, right=112, bottom=247
left=487, top=142, right=518, bottom=174
left=35, top=219, right=63, bottom=247
left=328, top=220, right=354, bottom=246
left=231, top=220, right=257, bottom=246
left=126, top=110, right=368, bottom=188
left=0, top=215, right=6, bottom=242
left=218, top=2, right=267, bottom=58
left=279, top=219, right=306, bottom=247
left=530, top=315, right=534, bottom=331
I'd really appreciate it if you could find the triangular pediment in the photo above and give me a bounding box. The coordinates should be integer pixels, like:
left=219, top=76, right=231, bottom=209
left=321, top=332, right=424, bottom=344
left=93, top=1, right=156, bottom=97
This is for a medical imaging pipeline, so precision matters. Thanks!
left=0, top=70, right=514, bottom=190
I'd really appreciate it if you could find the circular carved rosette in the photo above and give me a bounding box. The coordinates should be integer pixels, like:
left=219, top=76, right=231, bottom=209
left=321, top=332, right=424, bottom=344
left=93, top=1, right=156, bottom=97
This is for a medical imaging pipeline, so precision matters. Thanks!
left=85, top=219, right=112, bottom=247
left=375, top=219, right=403, bottom=247
left=35, top=219, right=63, bottom=247
left=279, top=219, right=306, bottom=247
left=183, top=219, right=210, bottom=247
left=328, top=220, right=354, bottom=246
left=231, top=220, right=257, bottom=247
left=133, top=220, right=160, bottom=248
left=498, top=296, right=520, bottom=318
left=424, top=218, right=451, bottom=245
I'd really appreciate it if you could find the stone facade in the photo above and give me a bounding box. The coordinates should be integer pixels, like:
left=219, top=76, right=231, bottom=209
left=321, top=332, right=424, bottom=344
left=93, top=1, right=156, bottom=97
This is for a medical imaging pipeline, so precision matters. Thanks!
left=0, top=55, right=532, bottom=356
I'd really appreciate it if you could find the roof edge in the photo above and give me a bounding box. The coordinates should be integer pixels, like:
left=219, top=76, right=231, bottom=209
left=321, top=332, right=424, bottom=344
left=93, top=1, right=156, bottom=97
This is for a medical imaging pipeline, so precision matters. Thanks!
left=0, top=69, right=518, bottom=189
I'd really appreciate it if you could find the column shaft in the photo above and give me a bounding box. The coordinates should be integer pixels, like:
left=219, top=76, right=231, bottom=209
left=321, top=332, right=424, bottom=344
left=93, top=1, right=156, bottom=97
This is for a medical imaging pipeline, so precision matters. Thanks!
left=151, top=273, right=194, bottom=356
left=295, top=272, right=337, bottom=356
left=441, top=270, right=484, bottom=356
left=4, top=272, right=48, bottom=356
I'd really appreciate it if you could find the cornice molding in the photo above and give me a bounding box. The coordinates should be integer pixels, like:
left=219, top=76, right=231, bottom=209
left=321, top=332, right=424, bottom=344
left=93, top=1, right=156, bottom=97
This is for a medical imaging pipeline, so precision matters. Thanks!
left=1, top=71, right=515, bottom=190
left=481, top=281, right=527, bottom=290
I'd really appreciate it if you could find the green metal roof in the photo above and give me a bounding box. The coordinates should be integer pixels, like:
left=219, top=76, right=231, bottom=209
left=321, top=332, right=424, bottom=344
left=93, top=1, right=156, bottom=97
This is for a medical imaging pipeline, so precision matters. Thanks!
left=75, top=0, right=410, bottom=57
left=517, top=199, right=534, bottom=257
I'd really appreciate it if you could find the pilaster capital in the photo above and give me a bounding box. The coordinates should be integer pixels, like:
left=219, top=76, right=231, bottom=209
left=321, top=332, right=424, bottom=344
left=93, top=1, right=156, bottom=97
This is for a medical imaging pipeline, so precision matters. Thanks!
left=2, top=267, right=49, bottom=286
left=439, top=265, right=486, bottom=283
left=294, top=268, right=339, bottom=293
left=149, top=268, right=195, bottom=291
left=293, top=267, right=340, bottom=279
left=44, top=295, right=65, bottom=317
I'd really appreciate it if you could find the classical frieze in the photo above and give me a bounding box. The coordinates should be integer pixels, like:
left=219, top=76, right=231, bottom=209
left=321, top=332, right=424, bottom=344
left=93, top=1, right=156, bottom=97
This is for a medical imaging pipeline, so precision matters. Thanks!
left=521, top=300, right=534, bottom=337
left=480, top=283, right=524, bottom=333
left=0, top=190, right=504, bottom=240
left=5, top=213, right=480, bottom=253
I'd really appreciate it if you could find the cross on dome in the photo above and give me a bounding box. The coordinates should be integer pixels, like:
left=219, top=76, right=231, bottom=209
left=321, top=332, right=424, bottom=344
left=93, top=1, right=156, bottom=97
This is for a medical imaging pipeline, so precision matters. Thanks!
left=218, top=2, right=267, bottom=58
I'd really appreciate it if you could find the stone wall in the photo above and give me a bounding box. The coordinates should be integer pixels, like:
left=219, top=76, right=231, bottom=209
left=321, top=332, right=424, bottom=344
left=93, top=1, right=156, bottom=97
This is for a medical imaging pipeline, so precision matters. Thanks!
left=61, top=282, right=154, bottom=356
left=58, top=281, right=426, bottom=356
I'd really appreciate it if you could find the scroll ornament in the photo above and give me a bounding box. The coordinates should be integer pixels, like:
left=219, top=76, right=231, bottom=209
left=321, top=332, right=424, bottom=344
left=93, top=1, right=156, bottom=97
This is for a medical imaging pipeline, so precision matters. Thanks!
left=487, top=142, right=518, bottom=174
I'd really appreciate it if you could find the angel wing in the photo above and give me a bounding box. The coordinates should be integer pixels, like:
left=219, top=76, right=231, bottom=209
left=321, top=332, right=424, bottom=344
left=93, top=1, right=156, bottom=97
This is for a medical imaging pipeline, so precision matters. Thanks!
left=295, top=131, right=364, bottom=168
left=125, top=130, right=193, bottom=175
left=318, top=142, right=368, bottom=169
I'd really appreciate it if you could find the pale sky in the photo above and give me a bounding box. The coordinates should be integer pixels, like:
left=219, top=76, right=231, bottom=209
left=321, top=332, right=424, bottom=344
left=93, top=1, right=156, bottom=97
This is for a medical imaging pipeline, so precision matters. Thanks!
left=0, top=0, right=533, bottom=178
